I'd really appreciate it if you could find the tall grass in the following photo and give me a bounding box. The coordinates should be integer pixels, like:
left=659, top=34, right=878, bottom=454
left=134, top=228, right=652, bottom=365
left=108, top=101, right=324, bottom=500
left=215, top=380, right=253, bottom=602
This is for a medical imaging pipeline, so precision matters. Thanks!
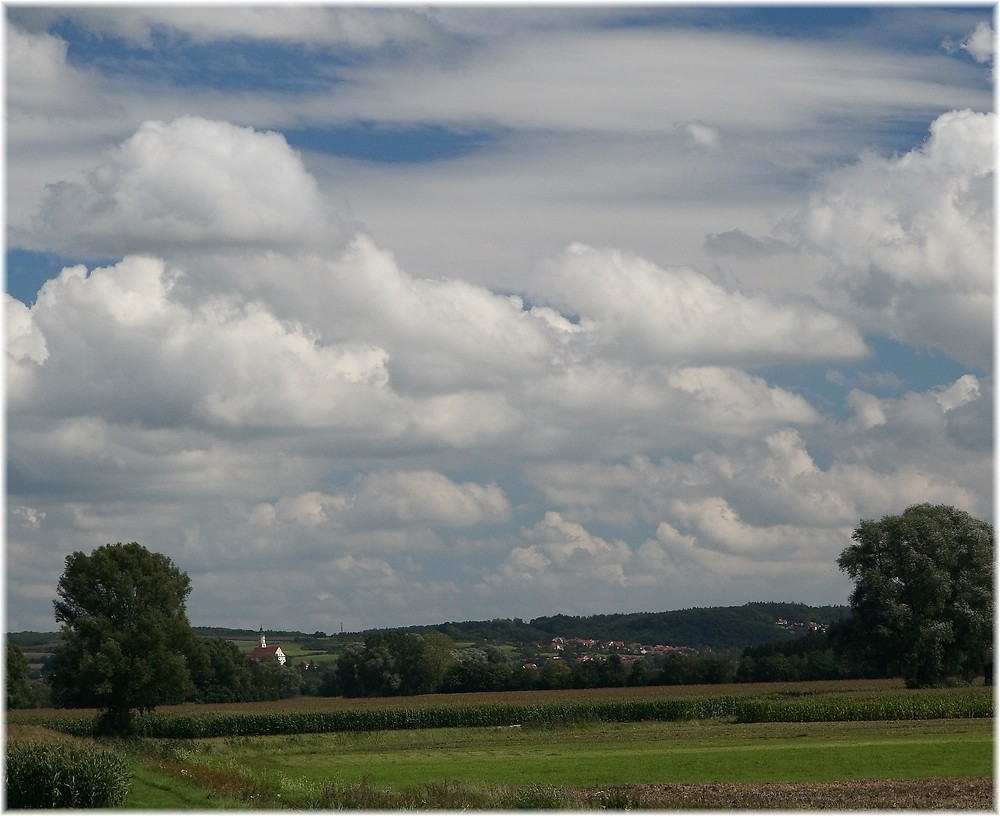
left=265, top=776, right=573, bottom=810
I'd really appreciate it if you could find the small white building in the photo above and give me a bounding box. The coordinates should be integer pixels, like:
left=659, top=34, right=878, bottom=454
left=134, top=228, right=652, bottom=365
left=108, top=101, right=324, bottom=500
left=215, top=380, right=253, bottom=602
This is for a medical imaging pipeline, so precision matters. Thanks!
left=249, top=627, right=286, bottom=666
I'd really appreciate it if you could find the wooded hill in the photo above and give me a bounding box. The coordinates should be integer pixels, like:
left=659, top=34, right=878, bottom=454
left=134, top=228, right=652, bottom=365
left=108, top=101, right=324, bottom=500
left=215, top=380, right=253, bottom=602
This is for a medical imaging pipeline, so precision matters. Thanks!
left=9, top=602, right=849, bottom=656
left=405, top=602, right=850, bottom=652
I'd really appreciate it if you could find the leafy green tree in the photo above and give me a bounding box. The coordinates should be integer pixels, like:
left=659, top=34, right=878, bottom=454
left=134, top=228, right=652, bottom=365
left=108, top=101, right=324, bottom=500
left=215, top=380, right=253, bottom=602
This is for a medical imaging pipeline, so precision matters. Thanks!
left=692, top=652, right=736, bottom=684
left=6, top=643, right=34, bottom=709
left=658, top=651, right=694, bottom=685
left=598, top=654, right=629, bottom=687
left=419, top=632, right=457, bottom=691
left=188, top=638, right=272, bottom=703
left=837, top=504, right=993, bottom=688
left=737, top=632, right=844, bottom=683
left=754, top=654, right=798, bottom=682
left=569, top=658, right=602, bottom=689
left=49, top=542, right=200, bottom=734
left=336, top=631, right=456, bottom=696
left=626, top=657, right=655, bottom=687
left=257, top=660, right=302, bottom=698
left=369, top=632, right=428, bottom=695
left=316, top=663, right=342, bottom=696
left=539, top=660, right=572, bottom=689
left=508, top=664, right=541, bottom=690
left=440, top=659, right=511, bottom=693
left=336, top=642, right=400, bottom=697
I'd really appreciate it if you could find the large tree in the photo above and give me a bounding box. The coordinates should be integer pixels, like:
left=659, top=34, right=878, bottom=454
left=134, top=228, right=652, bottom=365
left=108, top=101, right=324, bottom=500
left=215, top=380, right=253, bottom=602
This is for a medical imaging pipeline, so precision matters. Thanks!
left=187, top=638, right=274, bottom=703
left=837, top=504, right=993, bottom=688
left=335, top=631, right=456, bottom=697
left=6, top=644, right=34, bottom=709
left=49, top=542, right=200, bottom=734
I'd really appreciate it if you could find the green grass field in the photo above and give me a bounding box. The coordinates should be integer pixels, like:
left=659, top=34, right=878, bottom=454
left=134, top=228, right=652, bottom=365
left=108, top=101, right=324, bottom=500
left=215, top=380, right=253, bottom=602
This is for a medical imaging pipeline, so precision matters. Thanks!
left=189, top=718, right=992, bottom=790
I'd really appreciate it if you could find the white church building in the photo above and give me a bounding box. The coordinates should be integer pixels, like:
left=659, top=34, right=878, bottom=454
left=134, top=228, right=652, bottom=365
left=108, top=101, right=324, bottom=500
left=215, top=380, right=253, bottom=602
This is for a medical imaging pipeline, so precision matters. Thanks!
left=248, top=627, right=286, bottom=665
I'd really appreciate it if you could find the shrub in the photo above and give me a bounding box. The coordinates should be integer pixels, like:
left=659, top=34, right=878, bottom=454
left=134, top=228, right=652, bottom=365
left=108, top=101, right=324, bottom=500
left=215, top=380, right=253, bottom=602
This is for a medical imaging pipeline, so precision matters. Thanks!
left=495, top=783, right=567, bottom=809
left=5, top=741, right=130, bottom=808
left=594, top=786, right=649, bottom=809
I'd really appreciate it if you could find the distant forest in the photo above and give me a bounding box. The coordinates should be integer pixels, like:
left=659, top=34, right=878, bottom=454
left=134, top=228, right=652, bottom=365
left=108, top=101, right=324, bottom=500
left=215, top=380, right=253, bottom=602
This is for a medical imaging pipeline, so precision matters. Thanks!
left=8, top=601, right=848, bottom=654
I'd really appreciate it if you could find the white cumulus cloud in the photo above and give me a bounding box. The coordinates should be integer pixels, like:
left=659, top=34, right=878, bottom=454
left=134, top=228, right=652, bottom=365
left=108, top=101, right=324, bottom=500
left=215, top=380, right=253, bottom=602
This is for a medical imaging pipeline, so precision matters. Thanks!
left=962, top=21, right=994, bottom=63
left=530, top=243, right=867, bottom=366
left=789, top=109, right=994, bottom=368
left=26, top=117, right=352, bottom=256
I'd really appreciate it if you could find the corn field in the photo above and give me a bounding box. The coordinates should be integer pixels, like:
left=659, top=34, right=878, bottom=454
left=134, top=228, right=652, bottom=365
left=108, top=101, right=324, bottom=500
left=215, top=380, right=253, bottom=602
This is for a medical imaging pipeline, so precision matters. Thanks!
left=5, top=740, right=131, bottom=808
left=24, top=687, right=992, bottom=740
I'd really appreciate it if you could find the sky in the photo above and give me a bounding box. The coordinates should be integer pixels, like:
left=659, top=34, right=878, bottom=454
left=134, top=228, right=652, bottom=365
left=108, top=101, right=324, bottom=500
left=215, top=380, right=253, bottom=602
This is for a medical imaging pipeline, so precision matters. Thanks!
left=4, top=4, right=995, bottom=634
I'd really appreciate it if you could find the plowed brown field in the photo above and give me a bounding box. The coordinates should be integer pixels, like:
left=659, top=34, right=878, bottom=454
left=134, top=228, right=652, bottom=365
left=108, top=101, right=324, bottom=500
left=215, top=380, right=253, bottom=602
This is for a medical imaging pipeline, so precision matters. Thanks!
left=582, top=777, right=994, bottom=809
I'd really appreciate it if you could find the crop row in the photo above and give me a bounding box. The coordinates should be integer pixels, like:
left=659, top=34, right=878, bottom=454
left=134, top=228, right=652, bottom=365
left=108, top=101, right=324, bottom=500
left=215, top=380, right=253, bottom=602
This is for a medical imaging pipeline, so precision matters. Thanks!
left=37, top=691, right=993, bottom=739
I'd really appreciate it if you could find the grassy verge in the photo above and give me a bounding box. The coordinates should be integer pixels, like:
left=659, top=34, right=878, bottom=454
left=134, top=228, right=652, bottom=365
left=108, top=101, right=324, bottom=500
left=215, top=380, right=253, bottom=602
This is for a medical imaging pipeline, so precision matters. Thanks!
left=125, top=762, right=241, bottom=809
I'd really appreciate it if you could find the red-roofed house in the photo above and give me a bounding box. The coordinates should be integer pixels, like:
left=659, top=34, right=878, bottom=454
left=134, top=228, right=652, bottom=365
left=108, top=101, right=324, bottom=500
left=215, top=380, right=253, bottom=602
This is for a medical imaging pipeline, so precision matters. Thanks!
left=249, top=627, right=286, bottom=666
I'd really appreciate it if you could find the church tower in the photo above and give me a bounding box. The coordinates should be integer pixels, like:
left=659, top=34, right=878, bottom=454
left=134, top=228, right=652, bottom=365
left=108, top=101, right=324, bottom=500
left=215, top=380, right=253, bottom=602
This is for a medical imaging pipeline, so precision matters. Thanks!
left=249, top=627, right=286, bottom=666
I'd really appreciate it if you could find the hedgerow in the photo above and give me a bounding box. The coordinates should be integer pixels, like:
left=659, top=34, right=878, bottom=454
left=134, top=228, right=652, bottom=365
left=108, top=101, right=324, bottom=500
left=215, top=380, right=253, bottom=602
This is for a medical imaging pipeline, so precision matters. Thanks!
left=5, top=740, right=130, bottom=808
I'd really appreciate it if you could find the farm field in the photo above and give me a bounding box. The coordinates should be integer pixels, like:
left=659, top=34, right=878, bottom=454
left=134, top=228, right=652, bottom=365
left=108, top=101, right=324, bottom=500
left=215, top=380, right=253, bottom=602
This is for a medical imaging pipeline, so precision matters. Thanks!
left=7, top=679, right=994, bottom=809
left=191, top=718, right=992, bottom=787
left=9, top=676, right=983, bottom=721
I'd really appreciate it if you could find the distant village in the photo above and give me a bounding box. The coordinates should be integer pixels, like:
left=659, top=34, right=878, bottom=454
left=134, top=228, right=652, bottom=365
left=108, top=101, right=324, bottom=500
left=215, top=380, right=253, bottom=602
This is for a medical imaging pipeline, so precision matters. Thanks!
left=529, top=637, right=697, bottom=670
left=774, top=618, right=830, bottom=634
left=242, top=616, right=833, bottom=675
left=515, top=618, right=827, bottom=670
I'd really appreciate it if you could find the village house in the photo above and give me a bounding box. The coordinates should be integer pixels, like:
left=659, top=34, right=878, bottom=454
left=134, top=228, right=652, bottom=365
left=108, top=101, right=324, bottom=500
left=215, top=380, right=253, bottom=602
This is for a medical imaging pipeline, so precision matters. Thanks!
left=249, top=627, right=286, bottom=666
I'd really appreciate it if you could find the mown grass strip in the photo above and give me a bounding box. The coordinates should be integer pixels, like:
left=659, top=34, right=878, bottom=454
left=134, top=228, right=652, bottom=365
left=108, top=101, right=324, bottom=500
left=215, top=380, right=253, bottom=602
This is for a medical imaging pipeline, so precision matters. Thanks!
left=125, top=761, right=235, bottom=809
left=281, top=733, right=993, bottom=787
left=189, top=719, right=994, bottom=791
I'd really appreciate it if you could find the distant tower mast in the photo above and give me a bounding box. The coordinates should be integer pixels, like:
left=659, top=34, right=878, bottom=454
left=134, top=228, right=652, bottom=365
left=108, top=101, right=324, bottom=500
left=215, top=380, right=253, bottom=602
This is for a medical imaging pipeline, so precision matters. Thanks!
left=258, top=626, right=266, bottom=648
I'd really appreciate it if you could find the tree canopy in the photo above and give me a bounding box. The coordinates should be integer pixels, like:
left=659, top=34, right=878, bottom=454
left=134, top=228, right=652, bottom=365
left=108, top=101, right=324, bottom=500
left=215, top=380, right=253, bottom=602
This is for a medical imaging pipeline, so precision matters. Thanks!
left=6, top=644, right=34, bottom=709
left=49, top=541, right=200, bottom=734
left=336, top=631, right=457, bottom=697
left=837, top=504, right=993, bottom=688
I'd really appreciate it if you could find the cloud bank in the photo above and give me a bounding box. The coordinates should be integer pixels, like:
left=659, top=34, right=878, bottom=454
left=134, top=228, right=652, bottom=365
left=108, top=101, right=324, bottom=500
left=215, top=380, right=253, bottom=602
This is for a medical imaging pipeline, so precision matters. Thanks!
left=5, top=8, right=992, bottom=632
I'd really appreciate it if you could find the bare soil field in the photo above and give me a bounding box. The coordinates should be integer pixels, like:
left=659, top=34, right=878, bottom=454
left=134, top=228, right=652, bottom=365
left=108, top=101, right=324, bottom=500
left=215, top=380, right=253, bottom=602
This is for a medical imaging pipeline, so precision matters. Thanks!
left=589, top=777, right=994, bottom=809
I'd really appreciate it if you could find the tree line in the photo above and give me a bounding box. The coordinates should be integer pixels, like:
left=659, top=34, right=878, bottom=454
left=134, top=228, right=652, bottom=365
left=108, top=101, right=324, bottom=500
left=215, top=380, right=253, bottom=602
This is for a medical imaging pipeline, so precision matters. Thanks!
left=7, top=504, right=993, bottom=734
left=3, top=617, right=965, bottom=713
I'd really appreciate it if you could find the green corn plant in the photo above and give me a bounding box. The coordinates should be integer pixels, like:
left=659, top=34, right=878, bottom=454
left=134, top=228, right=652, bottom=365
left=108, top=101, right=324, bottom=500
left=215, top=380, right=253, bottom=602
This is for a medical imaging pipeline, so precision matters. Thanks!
left=5, top=741, right=130, bottom=808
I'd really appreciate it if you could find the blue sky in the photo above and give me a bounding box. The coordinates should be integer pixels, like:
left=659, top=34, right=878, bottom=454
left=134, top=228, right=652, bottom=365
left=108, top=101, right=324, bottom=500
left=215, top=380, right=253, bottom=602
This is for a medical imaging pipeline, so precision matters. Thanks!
left=5, top=5, right=994, bottom=633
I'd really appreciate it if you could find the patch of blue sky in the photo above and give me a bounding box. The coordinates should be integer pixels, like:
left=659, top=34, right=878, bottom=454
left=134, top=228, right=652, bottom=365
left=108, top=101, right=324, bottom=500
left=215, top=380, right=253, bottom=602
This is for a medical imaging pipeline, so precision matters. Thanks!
left=859, top=335, right=986, bottom=385
left=804, top=114, right=946, bottom=170
left=48, top=15, right=352, bottom=93
left=5, top=249, right=116, bottom=305
left=727, top=5, right=877, bottom=36
left=607, top=4, right=874, bottom=36
left=599, top=4, right=980, bottom=42
left=754, top=334, right=974, bottom=421
left=284, top=123, right=503, bottom=164
left=725, top=5, right=989, bottom=52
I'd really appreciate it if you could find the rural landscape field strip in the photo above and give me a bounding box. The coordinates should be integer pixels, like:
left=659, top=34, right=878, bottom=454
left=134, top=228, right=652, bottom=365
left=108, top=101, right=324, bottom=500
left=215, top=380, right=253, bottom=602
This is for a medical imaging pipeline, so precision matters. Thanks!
left=188, top=719, right=993, bottom=788
left=7, top=682, right=994, bottom=809
left=21, top=684, right=993, bottom=739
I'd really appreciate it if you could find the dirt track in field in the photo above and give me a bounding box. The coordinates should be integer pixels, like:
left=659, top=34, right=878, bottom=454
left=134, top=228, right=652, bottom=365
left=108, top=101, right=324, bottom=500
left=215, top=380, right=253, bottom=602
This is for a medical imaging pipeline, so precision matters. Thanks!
left=586, top=777, right=994, bottom=809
